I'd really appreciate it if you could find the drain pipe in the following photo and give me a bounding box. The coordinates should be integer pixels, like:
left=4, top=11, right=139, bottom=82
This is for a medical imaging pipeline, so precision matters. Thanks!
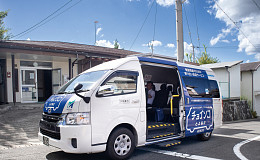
left=225, top=66, right=230, bottom=99
left=72, top=54, right=78, bottom=78
left=250, top=70, right=254, bottom=111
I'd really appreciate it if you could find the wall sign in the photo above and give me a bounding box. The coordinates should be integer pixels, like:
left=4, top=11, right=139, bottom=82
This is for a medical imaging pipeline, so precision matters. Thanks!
left=7, top=72, right=11, bottom=78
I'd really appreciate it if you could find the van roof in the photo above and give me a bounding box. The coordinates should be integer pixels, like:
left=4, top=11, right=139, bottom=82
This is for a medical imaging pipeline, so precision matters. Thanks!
left=82, top=56, right=213, bottom=73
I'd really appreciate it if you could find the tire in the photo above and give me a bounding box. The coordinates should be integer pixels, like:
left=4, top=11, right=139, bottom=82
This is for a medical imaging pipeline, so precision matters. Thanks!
left=197, top=131, right=212, bottom=141
left=106, top=128, right=135, bottom=160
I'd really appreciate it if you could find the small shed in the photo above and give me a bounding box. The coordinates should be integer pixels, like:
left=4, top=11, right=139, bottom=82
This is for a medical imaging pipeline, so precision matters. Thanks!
left=241, top=61, right=260, bottom=116
left=202, top=60, right=243, bottom=99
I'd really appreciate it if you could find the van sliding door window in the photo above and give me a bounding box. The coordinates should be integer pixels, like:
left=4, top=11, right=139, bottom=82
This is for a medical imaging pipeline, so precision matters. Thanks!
left=102, top=71, right=138, bottom=96
left=182, top=77, right=220, bottom=98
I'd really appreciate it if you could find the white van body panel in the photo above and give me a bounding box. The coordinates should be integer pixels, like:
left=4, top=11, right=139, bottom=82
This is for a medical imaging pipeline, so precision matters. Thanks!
left=90, top=58, right=147, bottom=147
left=205, top=70, right=223, bottom=129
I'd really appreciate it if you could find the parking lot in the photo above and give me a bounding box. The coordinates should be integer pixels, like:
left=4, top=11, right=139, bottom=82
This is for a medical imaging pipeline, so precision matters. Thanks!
left=0, top=106, right=259, bottom=160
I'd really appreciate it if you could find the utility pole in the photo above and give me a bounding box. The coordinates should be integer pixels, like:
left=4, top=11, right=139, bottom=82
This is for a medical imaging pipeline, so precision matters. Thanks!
left=175, top=0, right=185, bottom=63
left=94, top=21, right=98, bottom=45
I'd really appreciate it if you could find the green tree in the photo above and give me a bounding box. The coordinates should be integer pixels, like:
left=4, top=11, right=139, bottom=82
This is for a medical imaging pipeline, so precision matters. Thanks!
left=114, top=39, right=119, bottom=49
left=0, top=10, right=11, bottom=40
left=197, top=45, right=220, bottom=65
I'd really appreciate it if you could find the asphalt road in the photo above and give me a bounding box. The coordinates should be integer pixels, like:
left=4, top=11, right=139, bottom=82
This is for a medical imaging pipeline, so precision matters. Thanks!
left=0, top=107, right=259, bottom=160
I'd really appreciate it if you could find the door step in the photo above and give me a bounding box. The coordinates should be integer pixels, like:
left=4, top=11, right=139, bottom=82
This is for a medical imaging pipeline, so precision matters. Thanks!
left=148, top=123, right=175, bottom=131
left=147, top=131, right=176, bottom=140
left=156, top=140, right=181, bottom=147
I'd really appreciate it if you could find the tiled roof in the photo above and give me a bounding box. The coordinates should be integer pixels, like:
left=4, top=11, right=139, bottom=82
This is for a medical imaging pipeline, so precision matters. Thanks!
left=0, top=40, right=141, bottom=57
left=241, top=61, right=260, bottom=72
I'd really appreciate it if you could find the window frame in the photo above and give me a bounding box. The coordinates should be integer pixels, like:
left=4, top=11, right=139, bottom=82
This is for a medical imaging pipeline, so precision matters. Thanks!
left=97, top=70, right=139, bottom=97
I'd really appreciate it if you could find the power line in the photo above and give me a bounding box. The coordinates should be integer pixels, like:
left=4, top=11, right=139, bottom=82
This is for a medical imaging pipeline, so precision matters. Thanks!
left=11, top=0, right=73, bottom=39
left=213, top=0, right=259, bottom=52
left=16, top=0, right=82, bottom=39
left=151, top=2, right=158, bottom=54
left=192, top=0, right=201, bottom=53
left=152, top=2, right=158, bottom=43
left=251, top=0, right=260, bottom=11
left=183, top=3, right=193, bottom=45
left=129, top=0, right=155, bottom=50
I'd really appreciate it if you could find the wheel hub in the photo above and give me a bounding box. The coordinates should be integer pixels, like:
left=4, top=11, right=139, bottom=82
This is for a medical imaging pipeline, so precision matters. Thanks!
left=114, top=134, right=131, bottom=156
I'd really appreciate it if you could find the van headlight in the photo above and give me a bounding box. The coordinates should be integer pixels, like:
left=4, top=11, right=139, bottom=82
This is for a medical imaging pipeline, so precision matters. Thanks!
left=66, top=112, right=90, bottom=125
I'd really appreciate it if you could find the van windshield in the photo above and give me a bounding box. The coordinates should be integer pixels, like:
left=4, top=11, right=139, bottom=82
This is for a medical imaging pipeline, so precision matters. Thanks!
left=57, top=70, right=108, bottom=94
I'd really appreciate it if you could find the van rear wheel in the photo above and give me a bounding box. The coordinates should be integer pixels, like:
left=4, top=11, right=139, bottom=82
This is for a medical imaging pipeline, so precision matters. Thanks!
left=197, top=131, right=212, bottom=141
left=106, top=128, right=135, bottom=160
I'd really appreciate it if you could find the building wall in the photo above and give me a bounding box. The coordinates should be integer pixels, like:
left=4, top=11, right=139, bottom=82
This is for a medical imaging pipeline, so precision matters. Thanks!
left=5, top=55, right=78, bottom=103
left=212, top=64, right=240, bottom=99
left=6, top=54, right=13, bottom=103
left=241, top=71, right=253, bottom=102
left=229, top=64, right=240, bottom=98
left=212, top=68, right=229, bottom=98
left=253, top=69, right=260, bottom=115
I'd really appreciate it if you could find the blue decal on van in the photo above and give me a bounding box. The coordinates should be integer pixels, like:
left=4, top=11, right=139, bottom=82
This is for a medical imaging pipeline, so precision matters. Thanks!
left=178, top=66, right=208, bottom=79
left=44, top=94, right=74, bottom=114
left=186, top=106, right=213, bottom=134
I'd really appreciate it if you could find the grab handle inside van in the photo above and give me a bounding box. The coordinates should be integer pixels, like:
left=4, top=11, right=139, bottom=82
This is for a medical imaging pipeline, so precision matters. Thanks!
left=170, top=95, right=179, bottom=116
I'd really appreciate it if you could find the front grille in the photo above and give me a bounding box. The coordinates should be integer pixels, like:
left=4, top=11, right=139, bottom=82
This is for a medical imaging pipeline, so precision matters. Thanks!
left=42, top=113, right=62, bottom=123
left=40, top=128, right=61, bottom=140
left=40, top=113, right=61, bottom=140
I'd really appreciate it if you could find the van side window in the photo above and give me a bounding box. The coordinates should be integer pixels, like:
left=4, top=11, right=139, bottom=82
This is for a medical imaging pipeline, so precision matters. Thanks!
left=182, top=77, right=220, bottom=98
left=101, top=71, right=138, bottom=96
left=208, top=80, right=220, bottom=98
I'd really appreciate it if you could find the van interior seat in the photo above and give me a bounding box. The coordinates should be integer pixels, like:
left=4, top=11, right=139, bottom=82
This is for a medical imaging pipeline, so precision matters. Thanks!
left=152, top=84, right=168, bottom=108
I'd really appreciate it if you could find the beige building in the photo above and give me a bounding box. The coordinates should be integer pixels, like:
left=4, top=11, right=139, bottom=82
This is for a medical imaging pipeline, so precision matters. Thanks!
left=241, top=62, right=260, bottom=115
left=202, top=61, right=243, bottom=99
left=0, top=40, right=139, bottom=104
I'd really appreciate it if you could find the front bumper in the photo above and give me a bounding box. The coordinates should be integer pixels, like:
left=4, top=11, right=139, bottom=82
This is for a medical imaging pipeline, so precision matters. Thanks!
left=38, top=125, right=92, bottom=154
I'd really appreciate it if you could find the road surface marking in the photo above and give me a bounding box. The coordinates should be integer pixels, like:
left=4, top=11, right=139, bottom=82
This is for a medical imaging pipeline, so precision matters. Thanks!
left=233, top=135, right=260, bottom=160
left=140, top=147, right=222, bottom=160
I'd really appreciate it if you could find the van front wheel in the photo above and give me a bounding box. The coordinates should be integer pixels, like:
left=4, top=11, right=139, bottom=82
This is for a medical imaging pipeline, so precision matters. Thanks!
left=106, top=128, right=135, bottom=160
left=197, top=131, right=212, bottom=141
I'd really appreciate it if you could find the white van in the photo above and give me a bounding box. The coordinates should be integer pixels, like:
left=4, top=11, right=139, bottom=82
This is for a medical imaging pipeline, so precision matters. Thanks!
left=39, top=56, right=222, bottom=159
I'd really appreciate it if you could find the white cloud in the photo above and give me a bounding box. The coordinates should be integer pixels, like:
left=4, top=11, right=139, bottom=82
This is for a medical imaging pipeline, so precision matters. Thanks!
left=100, top=34, right=104, bottom=38
left=232, top=38, right=236, bottom=42
left=142, top=40, right=162, bottom=47
left=210, top=28, right=231, bottom=45
left=221, top=39, right=230, bottom=43
left=255, top=54, right=260, bottom=61
left=183, top=42, right=199, bottom=54
left=96, top=27, right=102, bottom=36
left=166, top=43, right=175, bottom=48
left=156, top=0, right=174, bottom=7
left=27, top=38, right=31, bottom=41
left=245, top=60, right=250, bottom=63
left=209, top=0, right=260, bottom=59
left=96, top=40, right=114, bottom=48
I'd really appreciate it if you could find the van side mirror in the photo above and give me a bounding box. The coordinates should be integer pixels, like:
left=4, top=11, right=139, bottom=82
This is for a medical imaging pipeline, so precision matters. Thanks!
left=74, top=83, right=83, bottom=92
left=97, top=85, right=115, bottom=96
left=74, top=83, right=90, bottom=103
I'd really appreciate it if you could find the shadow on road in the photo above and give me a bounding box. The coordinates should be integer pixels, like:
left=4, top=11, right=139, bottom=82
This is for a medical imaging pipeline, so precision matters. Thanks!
left=46, top=151, right=109, bottom=160
left=0, top=108, right=43, bottom=148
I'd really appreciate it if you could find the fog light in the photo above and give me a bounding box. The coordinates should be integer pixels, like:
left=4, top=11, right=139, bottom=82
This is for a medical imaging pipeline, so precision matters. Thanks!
left=71, top=138, right=77, bottom=148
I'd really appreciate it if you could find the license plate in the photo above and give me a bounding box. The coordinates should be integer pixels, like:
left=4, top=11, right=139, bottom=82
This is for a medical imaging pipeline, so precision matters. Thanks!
left=43, top=136, right=49, bottom=146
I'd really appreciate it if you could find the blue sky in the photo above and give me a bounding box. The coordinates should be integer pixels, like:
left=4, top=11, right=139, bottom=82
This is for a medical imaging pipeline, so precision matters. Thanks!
left=1, top=0, right=260, bottom=63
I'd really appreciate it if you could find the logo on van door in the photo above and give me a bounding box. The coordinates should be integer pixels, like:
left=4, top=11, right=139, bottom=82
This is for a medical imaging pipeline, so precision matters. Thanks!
left=186, top=106, right=213, bottom=133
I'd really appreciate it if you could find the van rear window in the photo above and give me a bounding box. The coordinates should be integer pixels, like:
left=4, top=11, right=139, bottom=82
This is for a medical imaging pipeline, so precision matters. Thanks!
left=182, top=77, right=220, bottom=98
